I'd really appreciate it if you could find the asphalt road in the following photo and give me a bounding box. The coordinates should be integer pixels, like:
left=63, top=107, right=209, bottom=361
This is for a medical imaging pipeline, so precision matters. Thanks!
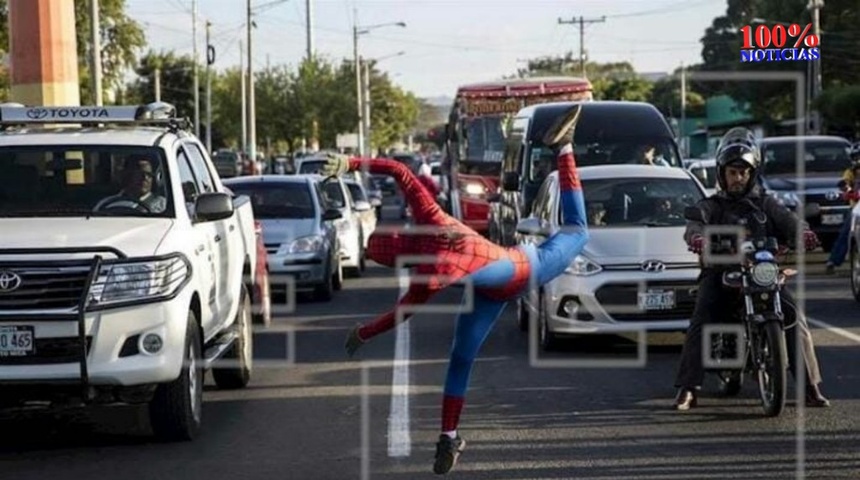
left=3, top=207, right=859, bottom=480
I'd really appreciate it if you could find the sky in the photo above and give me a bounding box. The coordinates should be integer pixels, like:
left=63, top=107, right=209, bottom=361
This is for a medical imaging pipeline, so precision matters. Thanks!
left=126, top=0, right=727, bottom=100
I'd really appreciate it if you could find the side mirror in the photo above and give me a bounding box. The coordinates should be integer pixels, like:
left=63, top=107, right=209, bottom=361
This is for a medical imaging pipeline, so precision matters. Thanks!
left=516, top=217, right=548, bottom=236
left=502, top=172, right=519, bottom=192
left=804, top=202, right=821, bottom=219
left=195, top=192, right=234, bottom=222
left=353, top=200, right=372, bottom=212
left=322, top=208, right=342, bottom=221
left=683, top=205, right=705, bottom=223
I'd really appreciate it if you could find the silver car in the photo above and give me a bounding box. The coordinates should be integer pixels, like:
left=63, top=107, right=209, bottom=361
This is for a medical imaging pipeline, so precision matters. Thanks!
left=223, top=175, right=343, bottom=302
left=315, top=175, right=366, bottom=277
left=516, top=165, right=706, bottom=350
left=344, top=177, right=378, bottom=255
left=687, top=158, right=717, bottom=197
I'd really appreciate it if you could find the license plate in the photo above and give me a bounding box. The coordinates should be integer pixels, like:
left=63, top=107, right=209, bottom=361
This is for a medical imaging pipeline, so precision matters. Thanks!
left=821, top=214, right=844, bottom=225
left=637, top=291, right=675, bottom=310
left=0, top=326, right=35, bottom=357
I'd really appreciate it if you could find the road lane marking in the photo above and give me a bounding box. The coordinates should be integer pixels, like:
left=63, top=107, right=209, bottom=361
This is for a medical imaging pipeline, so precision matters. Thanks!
left=388, top=268, right=412, bottom=457
left=808, top=316, right=860, bottom=344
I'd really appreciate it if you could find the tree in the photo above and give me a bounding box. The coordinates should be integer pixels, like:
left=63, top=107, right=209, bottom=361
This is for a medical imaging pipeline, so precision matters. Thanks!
left=816, top=85, right=860, bottom=139
left=513, top=54, right=655, bottom=102
left=126, top=50, right=197, bottom=120
left=649, top=69, right=707, bottom=118
left=0, top=0, right=145, bottom=103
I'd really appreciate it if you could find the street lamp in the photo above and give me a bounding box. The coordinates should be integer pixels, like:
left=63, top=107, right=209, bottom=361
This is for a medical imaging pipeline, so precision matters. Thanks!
left=362, top=51, right=405, bottom=155
left=353, top=15, right=406, bottom=156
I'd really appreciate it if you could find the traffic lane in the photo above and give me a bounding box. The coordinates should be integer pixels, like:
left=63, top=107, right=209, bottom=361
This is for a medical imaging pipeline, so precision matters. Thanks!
left=362, top=271, right=860, bottom=478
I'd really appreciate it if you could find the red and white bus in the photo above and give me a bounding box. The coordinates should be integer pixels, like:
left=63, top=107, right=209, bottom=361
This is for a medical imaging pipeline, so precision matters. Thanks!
left=444, top=77, right=593, bottom=234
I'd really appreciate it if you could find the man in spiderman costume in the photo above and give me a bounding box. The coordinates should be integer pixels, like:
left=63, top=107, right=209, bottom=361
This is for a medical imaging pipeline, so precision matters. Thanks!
left=321, top=105, right=588, bottom=475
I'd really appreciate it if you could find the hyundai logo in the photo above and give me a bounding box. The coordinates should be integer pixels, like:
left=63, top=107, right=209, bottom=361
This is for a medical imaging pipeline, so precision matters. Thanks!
left=641, top=260, right=666, bottom=273
left=0, top=270, right=22, bottom=292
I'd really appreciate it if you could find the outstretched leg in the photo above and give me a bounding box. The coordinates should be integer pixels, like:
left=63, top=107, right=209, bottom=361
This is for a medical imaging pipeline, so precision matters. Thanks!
left=435, top=293, right=507, bottom=475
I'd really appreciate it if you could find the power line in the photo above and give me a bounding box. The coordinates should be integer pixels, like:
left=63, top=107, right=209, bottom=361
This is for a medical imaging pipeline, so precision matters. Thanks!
left=558, top=16, right=606, bottom=77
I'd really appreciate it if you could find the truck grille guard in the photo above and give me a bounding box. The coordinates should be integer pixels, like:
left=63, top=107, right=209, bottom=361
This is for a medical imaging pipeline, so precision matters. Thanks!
left=0, top=247, right=192, bottom=402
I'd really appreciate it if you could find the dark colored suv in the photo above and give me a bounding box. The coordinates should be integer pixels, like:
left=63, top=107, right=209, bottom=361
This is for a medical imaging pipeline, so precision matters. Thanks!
left=489, top=101, right=682, bottom=246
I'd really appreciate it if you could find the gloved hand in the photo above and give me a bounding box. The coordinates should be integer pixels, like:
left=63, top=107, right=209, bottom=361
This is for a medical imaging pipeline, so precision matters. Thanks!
left=842, top=190, right=860, bottom=202
left=803, top=229, right=820, bottom=251
left=320, top=152, right=351, bottom=177
left=687, top=234, right=704, bottom=255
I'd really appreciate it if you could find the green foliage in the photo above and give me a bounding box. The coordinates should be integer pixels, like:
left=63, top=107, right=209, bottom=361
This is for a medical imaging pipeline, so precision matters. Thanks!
left=816, top=85, right=860, bottom=138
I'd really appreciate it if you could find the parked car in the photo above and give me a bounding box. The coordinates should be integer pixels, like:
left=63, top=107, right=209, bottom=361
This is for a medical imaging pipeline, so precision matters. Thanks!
left=223, top=175, right=343, bottom=302
left=491, top=101, right=683, bottom=247
left=344, top=177, right=378, bottom=266
left=758, top=135, right=853, bottom=252
left=295, top=155, right=327, bottom=175
left=516, top=165, right=705, bottom=350
left=686, top=158, right=717, bottom=196
left=316, top=175, right=366, bottom=277
left=0, top=102, right=259, bottom=440
left=212, top=149, right=243, bottom=178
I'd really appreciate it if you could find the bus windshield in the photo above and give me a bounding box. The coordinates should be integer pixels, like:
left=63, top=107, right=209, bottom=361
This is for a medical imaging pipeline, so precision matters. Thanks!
left=464, top=116, right=506, bottom=162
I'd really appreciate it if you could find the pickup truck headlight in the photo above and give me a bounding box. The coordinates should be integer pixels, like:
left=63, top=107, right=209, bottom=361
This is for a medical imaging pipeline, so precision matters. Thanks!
left=288, top=235, right=323, bottom=254
left=87, top=254, right=191, bottom=309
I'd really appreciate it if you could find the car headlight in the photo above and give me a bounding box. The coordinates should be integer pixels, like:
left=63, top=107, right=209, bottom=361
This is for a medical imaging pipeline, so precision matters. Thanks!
left=564, top=255, right=603, bottom=276
left=87, top=254, right=191, bottom=309
left=288, top=235, right=324, bottom=254
left=769, top=190, right=799, bottom=207
left=751, top=262, right=779, bottom=287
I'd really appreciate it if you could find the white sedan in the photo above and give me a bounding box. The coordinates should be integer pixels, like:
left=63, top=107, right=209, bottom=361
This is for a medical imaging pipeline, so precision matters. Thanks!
left=516, top=165, right=707, bottom=350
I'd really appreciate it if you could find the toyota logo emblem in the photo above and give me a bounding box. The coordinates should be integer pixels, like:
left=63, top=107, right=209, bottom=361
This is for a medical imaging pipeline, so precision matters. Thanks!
left=0, top=270, right=22, bottom=292
left=641, top=260, right=666, bottom=273
left=26, top=108, right=48, bottom=120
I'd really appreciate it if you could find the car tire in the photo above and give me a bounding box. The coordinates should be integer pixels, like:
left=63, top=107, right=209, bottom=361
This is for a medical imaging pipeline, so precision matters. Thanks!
left=538, top=291, right=558, bottom=351
left=315, top=261, right=334, bottom=301
left=212, top=286, right=253, bottom=390
left=851, top=240, right=860, bottom=302
left=149, top=311, right=203, bottom=441
left=333, top=259, right=344, bottom=290
left=517, top=295, right=532, bottom=332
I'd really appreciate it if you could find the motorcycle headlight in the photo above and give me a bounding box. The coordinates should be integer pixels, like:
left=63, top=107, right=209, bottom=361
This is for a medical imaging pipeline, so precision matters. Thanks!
left=288, top=235, right=323, bottom=254
left=564, top=255, right=603, bottom=276
left=87, top=254, right=191, bottom=309
left=751, top=262, right=779, bottom=286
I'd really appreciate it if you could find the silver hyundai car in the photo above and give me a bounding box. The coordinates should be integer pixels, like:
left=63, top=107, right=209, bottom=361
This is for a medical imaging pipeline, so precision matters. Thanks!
left=516, top=165, right=706, bottom=350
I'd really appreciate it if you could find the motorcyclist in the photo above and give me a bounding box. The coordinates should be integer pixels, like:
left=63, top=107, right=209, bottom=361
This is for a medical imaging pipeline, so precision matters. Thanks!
left=674, top=127, right=830, bottom=410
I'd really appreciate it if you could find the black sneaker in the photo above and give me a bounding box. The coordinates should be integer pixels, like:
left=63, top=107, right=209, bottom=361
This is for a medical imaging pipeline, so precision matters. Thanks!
left=433, top=434, right=466, bottom=475
left=344, top=324, right=365, bottom=358
left=541, top=104, right=583, bottom=150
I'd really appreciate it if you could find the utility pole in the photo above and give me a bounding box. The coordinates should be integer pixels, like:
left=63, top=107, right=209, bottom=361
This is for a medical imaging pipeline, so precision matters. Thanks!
left=306, top=0, right=314, bottom=60
left=205, top=20, right=214, bottom=154
left=247, top=0, right=257, bottom=164
left=90, top=0, right=103, bottom=105
left=558, top=15, right=606, bottom=78
left=362, top=58, right=372, bottom=156
left=680, top=62, right=687, bottom=157
left=240, top=40, right=246, bottom=155
left=192, top=0, right=200, bottom=137
left=154, top=67, right=161, bottom=102
left=353, top=9, right=365, bottom=157
left=808, top=0, right=824, bottom=134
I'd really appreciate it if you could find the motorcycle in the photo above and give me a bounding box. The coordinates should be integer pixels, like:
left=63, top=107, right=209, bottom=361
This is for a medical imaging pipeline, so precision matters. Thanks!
left=685, top=206, right=791, bottom=417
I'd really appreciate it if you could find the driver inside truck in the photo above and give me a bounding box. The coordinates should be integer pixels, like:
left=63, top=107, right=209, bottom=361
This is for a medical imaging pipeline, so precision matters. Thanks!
left=94, top=155, right=167, bottom=213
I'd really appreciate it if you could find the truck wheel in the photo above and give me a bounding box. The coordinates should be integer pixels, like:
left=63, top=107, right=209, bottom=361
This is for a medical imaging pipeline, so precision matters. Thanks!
left=213, top=286, right=253, bottom=390
left=149, top=311, right=203, bottom=441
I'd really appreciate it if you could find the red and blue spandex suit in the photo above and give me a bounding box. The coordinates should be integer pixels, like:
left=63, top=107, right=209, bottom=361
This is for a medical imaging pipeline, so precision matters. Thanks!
left=348, top=145, right=588, bottom=434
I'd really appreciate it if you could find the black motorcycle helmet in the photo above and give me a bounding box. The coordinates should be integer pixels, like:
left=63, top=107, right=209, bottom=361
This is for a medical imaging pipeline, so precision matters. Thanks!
left=715, top=127, right=760, bottom=197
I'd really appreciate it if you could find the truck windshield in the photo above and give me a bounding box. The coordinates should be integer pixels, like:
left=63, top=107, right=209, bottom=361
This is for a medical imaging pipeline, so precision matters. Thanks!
left=0, top=146, right=173, bottom=218
left=761, top=140, right=851, bottom=175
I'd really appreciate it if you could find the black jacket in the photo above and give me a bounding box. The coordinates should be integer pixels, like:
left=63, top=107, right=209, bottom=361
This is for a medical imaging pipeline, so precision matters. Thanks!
left=684, top=187, right=805, bottom=268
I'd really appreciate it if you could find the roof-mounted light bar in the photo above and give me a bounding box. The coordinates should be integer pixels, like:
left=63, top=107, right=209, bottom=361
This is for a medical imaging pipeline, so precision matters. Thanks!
left=0, top=102, right=190, bottom=130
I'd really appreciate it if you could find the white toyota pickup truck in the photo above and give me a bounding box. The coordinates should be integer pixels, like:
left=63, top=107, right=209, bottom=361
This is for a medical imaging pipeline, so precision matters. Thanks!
left=0, top=102, right=258, bottom=441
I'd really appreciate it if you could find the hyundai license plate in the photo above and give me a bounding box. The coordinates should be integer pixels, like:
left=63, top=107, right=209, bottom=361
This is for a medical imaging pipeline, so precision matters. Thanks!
left=637, top=291, right=675, bottom=310
left=0, top=326, right=34, bottom=357
left=821, top=214, right=843, bottom=225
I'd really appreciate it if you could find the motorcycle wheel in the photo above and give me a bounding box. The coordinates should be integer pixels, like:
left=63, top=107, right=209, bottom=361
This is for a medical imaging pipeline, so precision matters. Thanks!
left=757, top=321, right=787, bottom=417
left=716, top=370, right=742, bottom=396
